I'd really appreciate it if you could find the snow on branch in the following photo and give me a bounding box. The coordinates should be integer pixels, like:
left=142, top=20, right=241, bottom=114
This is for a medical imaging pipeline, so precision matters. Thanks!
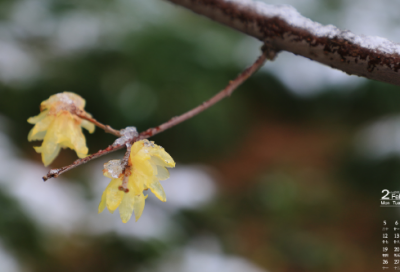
left=166, top=0, right=400, bottom=86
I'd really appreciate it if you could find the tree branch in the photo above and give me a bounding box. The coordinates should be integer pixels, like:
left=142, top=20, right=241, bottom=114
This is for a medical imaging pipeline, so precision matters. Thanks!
left=75, top=110, right=122, bottom=137
left=139, top=47, right=271, bottom=139
left=165, top=0, right=400, bottom=87
left=42, top=50, right=268, bottom=181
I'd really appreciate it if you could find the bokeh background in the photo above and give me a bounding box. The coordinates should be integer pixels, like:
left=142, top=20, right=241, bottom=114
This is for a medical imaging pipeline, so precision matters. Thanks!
left=0, top=0, right=399, bottom=271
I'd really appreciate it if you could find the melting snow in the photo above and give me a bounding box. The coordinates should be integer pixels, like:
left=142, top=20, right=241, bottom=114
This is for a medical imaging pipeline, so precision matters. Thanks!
left=103, top=159, right=123, bottom=178
left=113, top=126, right=138, bottom=146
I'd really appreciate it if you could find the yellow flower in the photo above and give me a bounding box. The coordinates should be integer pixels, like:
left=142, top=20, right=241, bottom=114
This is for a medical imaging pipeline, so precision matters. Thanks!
left=27, top=92, right=95, bottom=166
left=99, top=139, right=176, bottom=223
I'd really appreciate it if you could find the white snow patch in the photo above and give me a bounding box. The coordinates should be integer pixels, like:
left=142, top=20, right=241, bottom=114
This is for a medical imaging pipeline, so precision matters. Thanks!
left=162, top=166, right=217, bottom=210
left=264, top=51, right=365, bottom=95
left=0, top=41, right=39, bottom=83
left=0, top=242, right=24, bottom=272
left=139, top=236, right=268, bottom=272
left=0, top=127, right=86, bottom=233
left=113, top=127, right=138, bottom=146
left=3, top=163, right=87, bottom=233
left=234, top=37, right=365, bottom=94
left=11, top=0, right=55, bottom=38
left=356, top=116, right=400, bottom=158
left=227, top=0, right=400, bottom=54
left=88, top=200, right=175, bottom=239
left=341, top=0, right=400, bottom=42
left=53, top=12, right=101, bottom=52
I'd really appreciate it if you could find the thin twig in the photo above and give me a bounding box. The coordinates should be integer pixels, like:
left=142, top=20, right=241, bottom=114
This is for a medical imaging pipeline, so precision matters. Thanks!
left=75, top=110, right=121, bottom=137
left=43, top=50, right=268, bottom=181
left=118, top=144, right=132, bottom=192
left=43, top=144, right=126, bottom=181
left=121, top=143, right=132, bottom=170
left=138, top=51, right=269, bottom=139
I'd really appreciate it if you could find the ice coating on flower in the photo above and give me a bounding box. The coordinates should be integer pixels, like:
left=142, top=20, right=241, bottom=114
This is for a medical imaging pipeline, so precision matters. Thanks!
left=27, top=92, right=95, bottom=166
left=99, top=139, right=176, bottom=223
left=113, top=126, right=138, bottom=146
left=41, top=92, right=86, bottom=113
left=103, top=159, right=124, bottom=179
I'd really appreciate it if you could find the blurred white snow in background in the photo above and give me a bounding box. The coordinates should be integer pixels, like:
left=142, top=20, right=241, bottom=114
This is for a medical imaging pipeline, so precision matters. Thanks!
left=356, top=116, right=400, bottom=158
left=0, top=130, right=87, bottom=233
left=0, top=241, right=23, bottom=272
left=263, top=51, right=364, bottom=96
left=53, top=12, right=101, bottom=52
left=139, top=236, right=268, bottom=272
left=162, top=166, right=217, bottom=209
left=0, top=41, right=39, bottom=83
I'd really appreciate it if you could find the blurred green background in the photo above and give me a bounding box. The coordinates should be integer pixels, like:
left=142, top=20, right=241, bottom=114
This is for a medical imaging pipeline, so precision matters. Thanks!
left=0, top=0, right=399, bottom=271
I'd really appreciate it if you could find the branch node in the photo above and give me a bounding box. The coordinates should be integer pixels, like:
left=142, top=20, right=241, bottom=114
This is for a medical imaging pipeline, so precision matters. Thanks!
left=261, top=43, right=278, bottom=61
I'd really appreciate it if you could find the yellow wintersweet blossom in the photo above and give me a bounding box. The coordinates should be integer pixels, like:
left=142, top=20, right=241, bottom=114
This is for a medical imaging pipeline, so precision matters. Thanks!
left=27, top=92, right=95, bottom=166
left=99, top=139, right=176, bottom=223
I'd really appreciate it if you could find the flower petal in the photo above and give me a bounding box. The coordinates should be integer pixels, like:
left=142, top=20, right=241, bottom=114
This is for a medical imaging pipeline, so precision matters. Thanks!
left=34, top=145, right=61, bottom=167
left=149, top=161, right=170, bottom=180
left=148, top=178, right=166, bottom=202
left=150, top=149, right=175, bottom=168
left=27, top=110, right=49, bottom=124
left=156, top=165, right=170, bottom=180
left=132, top=157, right=153, bottom=177
left=105, top=178, right=124, bottom=213
left=98, top=189, right=107, bottom=213
left=130, top=140, right=144, bottom=157
left=133, top=194, right=146, bottom=222
left=128, top=173, right=149, bottom=197
left=119, top=192, right=134, bottom=223
left=81, top=119, right=95, bottom=133
left=28, top=130, right=47, bottom=142
left=55, top=112, right=89, bottom=158
left=27, top=115, right=54, bottom=141
left=36, top=115, right=65, bottom=166
left=70, top=129, right=89, bottom=158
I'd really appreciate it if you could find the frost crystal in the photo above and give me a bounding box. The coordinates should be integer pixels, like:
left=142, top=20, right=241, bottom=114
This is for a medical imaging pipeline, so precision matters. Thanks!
left=113, top=126, right=138, bottom=146
left=104, top=159, right=123, bottom=178
left=143, top=139, right=155, bottom=148
left=46, top=92, right=86, bottom=113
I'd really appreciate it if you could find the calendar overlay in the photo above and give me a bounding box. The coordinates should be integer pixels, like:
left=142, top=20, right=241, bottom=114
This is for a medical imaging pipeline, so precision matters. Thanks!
left=381, top=190, right=400, bottom=207
left=382, top=220, right=400, bottom=270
